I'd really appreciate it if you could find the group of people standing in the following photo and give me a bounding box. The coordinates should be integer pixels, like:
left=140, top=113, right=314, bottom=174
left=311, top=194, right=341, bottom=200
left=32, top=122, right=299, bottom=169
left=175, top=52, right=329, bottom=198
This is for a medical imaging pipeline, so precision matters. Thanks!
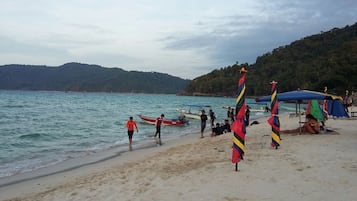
left=199, top=108, right=235, bottom=138
left=225, top=106, right=251, bottom=126
left=199, top=109, right=221, bottom=138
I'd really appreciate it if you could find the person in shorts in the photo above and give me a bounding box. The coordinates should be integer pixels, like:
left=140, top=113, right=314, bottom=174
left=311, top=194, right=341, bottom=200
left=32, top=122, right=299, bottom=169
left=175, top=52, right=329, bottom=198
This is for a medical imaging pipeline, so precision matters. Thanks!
left=154, top=114, right=165, bottom=145
left=126, top=116, right=138, bottom=150
left=200, top=110, right=208, bottom=138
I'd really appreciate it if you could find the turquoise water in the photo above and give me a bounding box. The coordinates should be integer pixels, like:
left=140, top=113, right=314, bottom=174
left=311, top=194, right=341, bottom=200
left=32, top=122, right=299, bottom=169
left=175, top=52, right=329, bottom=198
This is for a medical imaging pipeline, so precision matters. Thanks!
left=0, top=91, right=294, bottom=179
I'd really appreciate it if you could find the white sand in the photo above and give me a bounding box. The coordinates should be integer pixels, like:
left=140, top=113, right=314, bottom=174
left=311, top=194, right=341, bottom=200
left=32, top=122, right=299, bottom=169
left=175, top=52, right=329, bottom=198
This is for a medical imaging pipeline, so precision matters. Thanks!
left=0, top=114, right=356, bottom=201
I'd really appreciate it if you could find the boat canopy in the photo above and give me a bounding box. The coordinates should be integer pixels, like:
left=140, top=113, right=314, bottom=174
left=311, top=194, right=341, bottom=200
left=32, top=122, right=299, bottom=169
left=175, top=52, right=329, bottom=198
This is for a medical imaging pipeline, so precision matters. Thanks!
left=183, top=104, right=211, bottom=108
left=256, top=89, right=342, bottom=102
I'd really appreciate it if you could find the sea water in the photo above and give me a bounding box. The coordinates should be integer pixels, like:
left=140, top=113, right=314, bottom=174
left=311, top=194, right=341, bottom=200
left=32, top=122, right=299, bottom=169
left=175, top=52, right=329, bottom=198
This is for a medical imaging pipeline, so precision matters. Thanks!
left=0, top=90, right=295, bottom=179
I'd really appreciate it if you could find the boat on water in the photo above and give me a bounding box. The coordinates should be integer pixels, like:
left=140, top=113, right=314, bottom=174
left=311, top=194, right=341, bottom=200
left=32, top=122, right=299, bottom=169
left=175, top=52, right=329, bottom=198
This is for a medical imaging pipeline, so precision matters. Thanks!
left=177, top=104, right=212, bottom=120
left=222, top=103, right=270, bottom=113
left=138, top=115, right=188, bottom=126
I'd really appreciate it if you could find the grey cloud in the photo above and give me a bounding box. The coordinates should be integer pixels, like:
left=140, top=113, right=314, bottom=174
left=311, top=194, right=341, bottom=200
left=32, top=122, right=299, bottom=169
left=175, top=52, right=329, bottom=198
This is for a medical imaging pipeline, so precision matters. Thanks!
left=0, top=36, right=70, bottom=56
left=79, top=52, right=142, bottom=68
left=162, top=1, right=357, bottom=67
left=162, top=21, right=300, bottom=65
left=163, top=34, right=216, bottom=50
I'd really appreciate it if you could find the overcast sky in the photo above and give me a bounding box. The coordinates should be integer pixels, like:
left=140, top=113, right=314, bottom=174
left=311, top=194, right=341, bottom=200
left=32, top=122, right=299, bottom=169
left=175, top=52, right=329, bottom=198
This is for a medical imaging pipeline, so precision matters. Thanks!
left=0, top=0, right=356, bottom=79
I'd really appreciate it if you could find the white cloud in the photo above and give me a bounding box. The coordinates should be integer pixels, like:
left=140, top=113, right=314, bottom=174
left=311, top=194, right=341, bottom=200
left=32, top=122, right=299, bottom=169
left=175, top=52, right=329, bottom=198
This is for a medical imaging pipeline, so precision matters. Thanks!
left=0, top=0, right=356, bottom=79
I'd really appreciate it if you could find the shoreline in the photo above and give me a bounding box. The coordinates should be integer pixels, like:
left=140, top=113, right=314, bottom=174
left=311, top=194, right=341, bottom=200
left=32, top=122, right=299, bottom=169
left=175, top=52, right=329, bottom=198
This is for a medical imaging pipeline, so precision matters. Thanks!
left=0, top=130, right=198, bottom=188
left=0, top=111, right=267, bottom=185
left=1, top=114, right=356, bottom=201
left=0, top=130, right=205, bottom=200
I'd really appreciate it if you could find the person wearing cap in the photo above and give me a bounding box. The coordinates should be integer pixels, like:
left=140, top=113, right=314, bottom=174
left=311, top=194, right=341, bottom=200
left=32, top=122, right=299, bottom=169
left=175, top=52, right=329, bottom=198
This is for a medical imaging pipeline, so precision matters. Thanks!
left=154, top=114, right=165, bottom=144
left=126, top=116, right=138, bottom=151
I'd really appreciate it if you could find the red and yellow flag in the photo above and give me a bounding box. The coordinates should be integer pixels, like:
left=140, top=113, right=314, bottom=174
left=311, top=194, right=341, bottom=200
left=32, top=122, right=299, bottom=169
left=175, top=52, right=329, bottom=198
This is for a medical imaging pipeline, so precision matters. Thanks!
left=232, top=68, right=247, bottom=164
left=267, top=81, right=280, bottom=149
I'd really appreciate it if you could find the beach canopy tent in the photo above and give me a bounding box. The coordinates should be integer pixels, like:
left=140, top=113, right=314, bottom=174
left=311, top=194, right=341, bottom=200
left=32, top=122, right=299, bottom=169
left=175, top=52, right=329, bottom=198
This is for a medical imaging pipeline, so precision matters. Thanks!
left=255, top=89, right=342, bottom=115
left=255, top=89, right=344, bottom=115
left=255, top=90, right=342, bottom=102
left=328, top=100, right=349, bottom=118
left=255, top=89, right=344, bottom=133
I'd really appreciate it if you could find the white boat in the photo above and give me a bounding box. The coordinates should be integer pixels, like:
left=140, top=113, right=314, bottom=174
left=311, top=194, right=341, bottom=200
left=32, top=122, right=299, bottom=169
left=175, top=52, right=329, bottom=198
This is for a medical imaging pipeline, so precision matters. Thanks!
left=222, top=103, right=269, bottom=113
left=177, top=104, right=212, bottom=120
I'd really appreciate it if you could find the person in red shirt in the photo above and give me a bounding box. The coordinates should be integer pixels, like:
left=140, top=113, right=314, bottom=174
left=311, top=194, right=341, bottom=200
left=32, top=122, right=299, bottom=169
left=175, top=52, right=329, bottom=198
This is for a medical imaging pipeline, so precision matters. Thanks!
left=126, top=116, right=138, bottom=150
left=154, top=114, right=165, bottom=145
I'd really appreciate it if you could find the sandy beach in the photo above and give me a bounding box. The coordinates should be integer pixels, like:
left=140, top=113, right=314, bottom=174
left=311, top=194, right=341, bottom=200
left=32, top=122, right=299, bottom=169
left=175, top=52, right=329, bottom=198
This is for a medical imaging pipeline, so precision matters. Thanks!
left=0, top=113, right=356, bottom=201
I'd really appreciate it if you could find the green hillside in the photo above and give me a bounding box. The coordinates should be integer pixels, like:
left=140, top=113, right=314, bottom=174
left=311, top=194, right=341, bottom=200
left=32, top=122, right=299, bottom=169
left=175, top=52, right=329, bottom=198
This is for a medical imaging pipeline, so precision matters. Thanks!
left=0, top=62, right=189, bottom=94
left=183, top=22, right=357, bottom=97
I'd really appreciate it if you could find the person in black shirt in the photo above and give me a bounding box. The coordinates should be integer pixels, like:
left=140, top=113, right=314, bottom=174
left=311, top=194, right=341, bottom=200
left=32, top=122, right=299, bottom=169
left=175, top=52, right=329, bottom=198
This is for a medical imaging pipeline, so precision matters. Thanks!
left=245, top=106, right=251, bottom=126
left=229, top=108, right=235, bottom=123
left=200, top=110, right=208, bottom=138
left=209, top=109, right=216, bottom=127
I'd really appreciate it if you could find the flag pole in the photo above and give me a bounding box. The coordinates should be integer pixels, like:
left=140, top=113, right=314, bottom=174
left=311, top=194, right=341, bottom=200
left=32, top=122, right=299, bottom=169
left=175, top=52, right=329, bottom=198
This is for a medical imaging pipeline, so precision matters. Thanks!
left=268, top=80, right=280, bottom=149
left=231, top=67, right=248, bottom=172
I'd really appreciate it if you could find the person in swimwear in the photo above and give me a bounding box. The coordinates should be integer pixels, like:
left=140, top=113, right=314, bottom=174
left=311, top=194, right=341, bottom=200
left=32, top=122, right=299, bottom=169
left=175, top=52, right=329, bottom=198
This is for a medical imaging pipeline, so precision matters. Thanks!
left=281, top=114, right=320, bottom=134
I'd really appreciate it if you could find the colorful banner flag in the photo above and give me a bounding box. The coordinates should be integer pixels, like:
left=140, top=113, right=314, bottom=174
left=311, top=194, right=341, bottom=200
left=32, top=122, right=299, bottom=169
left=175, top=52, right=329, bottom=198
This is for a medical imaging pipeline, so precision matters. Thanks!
left=267, top=81, right=280, bottom=149
left=232, top=68, right=247, bottom=167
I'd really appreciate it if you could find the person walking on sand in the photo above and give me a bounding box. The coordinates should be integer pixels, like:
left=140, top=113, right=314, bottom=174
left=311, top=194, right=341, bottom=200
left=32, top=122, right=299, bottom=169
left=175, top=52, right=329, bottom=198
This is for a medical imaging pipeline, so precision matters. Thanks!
left=126, top=116, right=138, bottom=151
left=154, top=114, right=164, bottom=145
left=200, top=110, right=208, bottom=138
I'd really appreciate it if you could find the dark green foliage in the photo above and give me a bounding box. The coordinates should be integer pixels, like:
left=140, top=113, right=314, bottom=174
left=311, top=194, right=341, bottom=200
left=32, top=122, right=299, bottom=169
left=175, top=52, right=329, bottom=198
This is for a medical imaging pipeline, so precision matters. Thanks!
left=183, top=23, right=357, bottom=96
left=183, top=63, right=249, bottom=97
left=0, top=62, right=189, bottom=94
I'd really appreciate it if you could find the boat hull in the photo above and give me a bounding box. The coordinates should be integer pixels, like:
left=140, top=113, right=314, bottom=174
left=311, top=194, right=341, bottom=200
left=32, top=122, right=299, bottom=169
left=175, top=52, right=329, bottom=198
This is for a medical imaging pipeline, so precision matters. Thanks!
left=138, top=115, right=187, bottom=126
left=177, top=109, right=211, bottom=120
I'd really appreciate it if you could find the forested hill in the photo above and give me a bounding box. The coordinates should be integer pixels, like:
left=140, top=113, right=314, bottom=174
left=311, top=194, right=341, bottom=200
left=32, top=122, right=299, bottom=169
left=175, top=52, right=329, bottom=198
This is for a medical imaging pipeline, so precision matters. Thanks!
left=183, top=22, right=357, bottom=97
left=0, top=63, right=189, bottom=94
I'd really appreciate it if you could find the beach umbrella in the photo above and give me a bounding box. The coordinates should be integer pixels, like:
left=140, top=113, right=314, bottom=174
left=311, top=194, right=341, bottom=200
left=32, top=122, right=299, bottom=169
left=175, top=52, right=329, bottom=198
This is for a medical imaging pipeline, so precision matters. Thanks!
left=231, top=67, right=247, bottom=171
left=267, top=81, right=280, bottom=149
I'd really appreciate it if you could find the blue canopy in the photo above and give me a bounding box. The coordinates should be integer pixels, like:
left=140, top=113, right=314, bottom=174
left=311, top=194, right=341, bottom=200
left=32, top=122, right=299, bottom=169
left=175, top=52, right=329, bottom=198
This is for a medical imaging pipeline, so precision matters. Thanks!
left=328, top=100, right=349, bottom=118
left=255, top=90, right=342, bottom=102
